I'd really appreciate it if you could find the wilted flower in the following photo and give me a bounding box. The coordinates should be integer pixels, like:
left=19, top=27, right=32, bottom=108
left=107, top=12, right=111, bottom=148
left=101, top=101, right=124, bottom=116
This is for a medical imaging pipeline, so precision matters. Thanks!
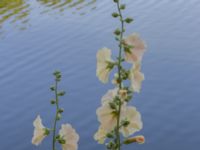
left=124, top=33, right=146, bottom=63
left=32, top=115, right=47, bottom=146
left=96, top=47, right=114, bottom=83
left=120, top=106, right=143, bottom=137
left=124, top=135, right=145, bottom=144
left=59, top=124, right=79, bottom=150
left=129, top=63, right=144, bottom=93
left=94, top=126, right=107, bottom=144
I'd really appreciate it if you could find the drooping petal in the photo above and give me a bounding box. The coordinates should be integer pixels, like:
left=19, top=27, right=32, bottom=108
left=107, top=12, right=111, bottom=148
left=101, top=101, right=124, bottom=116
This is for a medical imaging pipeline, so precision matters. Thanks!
left=129, top=63, right=144, bottom=93
left=96, top=47, right=114, bottom=83
left=94, top=126, right=107, bottom=144
left=32, top=115, right=46, bottom=146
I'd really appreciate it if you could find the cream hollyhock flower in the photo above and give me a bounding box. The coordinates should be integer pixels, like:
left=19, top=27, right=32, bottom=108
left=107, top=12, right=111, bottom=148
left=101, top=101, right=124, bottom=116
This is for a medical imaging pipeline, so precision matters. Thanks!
left=32, top=115, right=47, bottom=146
left=124, top=33, right=146, bottom=63
left=96, top=47, right=114, bottom=83
left=94, top=126, right=107, bottom=144
left=96, top=104, right=118, bottom=132
left=120, top=106, right=143, bottom=137
left=101, top=88, right=118, bottom=106
left=59, top=124, right=79, bottom=150
left=129, top=63, right=144, bottom=93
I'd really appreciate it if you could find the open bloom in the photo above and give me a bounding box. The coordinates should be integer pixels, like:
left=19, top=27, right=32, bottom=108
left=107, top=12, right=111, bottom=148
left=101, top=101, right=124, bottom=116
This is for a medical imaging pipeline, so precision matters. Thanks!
left=32, top=115, right=47, bottom=145
left=124, top=33, right=146, bottom=63
left=96, top=103, right=118, bottom=132
left=129, top=63, right=144, bottom=93
left=101, top=88, right=118, bottom=105
left=120, top=106, right=143, bottom=137
left=59, top=124, right=79, bottom=150
left=94, top=126, right=107, bottom=144
left=96, top=47, right=114, bottom=83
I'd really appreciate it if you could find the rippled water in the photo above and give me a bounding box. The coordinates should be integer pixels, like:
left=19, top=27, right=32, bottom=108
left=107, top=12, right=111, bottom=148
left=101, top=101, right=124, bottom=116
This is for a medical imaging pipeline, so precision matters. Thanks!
left=0, top=0, right=200, bottom=149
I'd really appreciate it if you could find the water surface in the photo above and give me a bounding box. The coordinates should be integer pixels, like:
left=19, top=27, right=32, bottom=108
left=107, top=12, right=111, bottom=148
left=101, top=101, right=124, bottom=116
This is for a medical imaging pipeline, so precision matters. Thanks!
left=0, top=0, right=200, bottom=150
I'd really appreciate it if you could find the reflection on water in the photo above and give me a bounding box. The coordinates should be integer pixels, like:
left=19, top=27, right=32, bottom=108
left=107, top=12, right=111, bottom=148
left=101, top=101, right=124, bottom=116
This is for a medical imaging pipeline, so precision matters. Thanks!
left=0, top=0, right=30, bottom=31
left=0, top=0, right=96, bottom=36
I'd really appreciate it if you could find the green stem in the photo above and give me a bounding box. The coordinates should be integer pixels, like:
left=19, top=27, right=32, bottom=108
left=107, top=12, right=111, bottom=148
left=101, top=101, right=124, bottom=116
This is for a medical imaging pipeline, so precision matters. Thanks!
left=115, top=1, right=125, bottom=150
left=52, top=81, right=59, bottom=150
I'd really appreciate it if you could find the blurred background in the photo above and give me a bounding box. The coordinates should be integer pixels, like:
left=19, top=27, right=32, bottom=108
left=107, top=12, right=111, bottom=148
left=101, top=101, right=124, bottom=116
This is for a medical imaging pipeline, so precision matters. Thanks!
left=0, top=0, right=200, bottom=149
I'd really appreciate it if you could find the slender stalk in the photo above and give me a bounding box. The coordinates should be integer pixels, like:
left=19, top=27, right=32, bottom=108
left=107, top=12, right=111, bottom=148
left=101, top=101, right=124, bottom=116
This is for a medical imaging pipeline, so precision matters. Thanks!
left=115, top=1, right=125, bottom=150
left=52, top=81, right=59, bottom=150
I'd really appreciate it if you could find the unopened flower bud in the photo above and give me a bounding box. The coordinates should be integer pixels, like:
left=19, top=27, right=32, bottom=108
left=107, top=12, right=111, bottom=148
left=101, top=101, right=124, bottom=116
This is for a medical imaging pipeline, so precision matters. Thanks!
left=120, top=4, right=126, bottom=10
left=58, top=91, right=66, bottom=96
left=124, top=135, right=145, bottom=144
left=112, top=12, right=119, bottom=18
left=51, top=100, right=56, bottom=104
left=50, top=86, right=55, bottom=91
left=58, top=108, right=64, bottom=113
left=125, top=17, right=134, bottom=23
left=119, top=89, right=128, bottom=100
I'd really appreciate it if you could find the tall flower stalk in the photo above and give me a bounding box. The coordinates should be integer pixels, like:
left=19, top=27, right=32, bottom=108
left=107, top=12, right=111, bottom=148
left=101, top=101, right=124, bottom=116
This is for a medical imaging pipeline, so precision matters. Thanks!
left=32, top=71, right=79, bottom=150
left=95, top=0, right=146, bottom=150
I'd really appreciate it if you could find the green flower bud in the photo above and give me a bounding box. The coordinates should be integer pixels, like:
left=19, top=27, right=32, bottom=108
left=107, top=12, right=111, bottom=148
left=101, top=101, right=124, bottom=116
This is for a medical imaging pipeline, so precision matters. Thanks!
left=51, top=100, right=56, bottom=104
left=125, top=17, right=134, bottom=23
left=53, top=70, right=61, bottom=76
left=56, top=114, right=61, bottom=120
left=58, top=108, right=64, bottom=113
left=50, top=86, right=55, bottom=91
left=112, top=12, right=119, bottom=18
left=109, top=102, right=116, bottom=109
left=121, top=120, right=130, bottom=127
left=55, top=135, right=61, bottom=140
left=58, top=91, right=66, bottom=96
left=106, top=142, right=115, bottom=149
left=58, top=139, right=66, bottom=144
left=106, top=132, right=114, bottom=138
left=113, top=0, right=118, bottom=3
left=114, top=28, right=121, bottom=35
left=44, top=128, right=50, bottom=136
left=120, top=4, right=126, bottom=10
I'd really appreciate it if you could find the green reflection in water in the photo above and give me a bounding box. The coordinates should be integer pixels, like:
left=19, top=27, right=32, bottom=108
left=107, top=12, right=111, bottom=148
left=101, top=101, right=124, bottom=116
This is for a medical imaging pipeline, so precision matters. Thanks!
left=38, top=0, right=96, bottom=14
left=0, top=0, right=96, bottom=36
left=0, top=0, right=30, bottom=29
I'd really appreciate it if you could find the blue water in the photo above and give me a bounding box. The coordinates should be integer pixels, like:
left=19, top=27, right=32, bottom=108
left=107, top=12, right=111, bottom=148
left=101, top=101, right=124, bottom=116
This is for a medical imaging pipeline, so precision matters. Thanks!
left=0, top=0, right=200, bottom=149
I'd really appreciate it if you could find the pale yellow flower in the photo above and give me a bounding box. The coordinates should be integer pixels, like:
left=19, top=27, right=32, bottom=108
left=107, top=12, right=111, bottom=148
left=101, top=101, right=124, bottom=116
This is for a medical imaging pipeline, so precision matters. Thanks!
left=101, top=88, right=118, bottom=106
left=94, top=126, right=107, bottom=144
left=129, top=63, right=144, bottom=93
left=32, top=115, right=47, bottom=146
left=124, top=33, right=146, bottom=63
left=59, top=124, right=79, bottom=150
left=96, top=104, right=118, bottom=132
left=96, top=47, right=114, bottom=83
left=120, top=106, right=143, bottom=137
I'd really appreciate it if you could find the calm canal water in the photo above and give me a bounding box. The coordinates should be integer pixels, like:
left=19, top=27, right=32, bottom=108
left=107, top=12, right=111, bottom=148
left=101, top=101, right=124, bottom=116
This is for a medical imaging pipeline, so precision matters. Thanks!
left=0, top=0, right=200, bottom=149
